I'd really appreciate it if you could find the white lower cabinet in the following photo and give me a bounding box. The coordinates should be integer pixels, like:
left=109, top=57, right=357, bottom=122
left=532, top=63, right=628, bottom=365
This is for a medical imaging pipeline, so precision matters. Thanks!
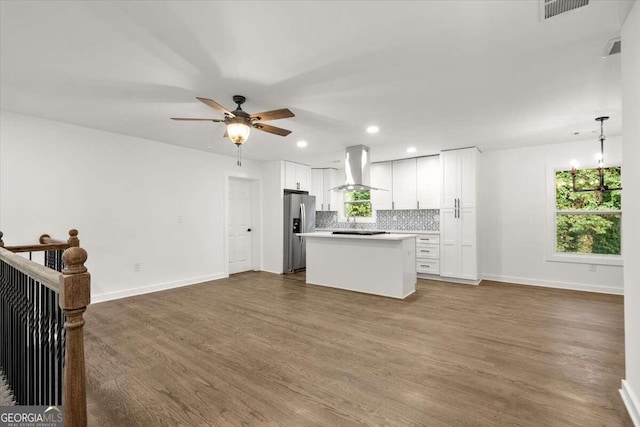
left=440, top=208, right=477, bottom=281
left=415, top=233, right=440, bottom=276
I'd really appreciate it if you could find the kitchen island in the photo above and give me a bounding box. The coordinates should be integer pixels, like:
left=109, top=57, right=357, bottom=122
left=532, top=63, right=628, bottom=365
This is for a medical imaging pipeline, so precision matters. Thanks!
left=297, top=231, right=417, bottom=299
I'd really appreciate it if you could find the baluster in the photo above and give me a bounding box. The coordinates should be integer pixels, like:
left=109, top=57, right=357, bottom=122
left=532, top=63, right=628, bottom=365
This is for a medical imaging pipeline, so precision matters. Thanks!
left=28, top=277, right=36, bottom=404
left=59, top=237, right=90, bottom=427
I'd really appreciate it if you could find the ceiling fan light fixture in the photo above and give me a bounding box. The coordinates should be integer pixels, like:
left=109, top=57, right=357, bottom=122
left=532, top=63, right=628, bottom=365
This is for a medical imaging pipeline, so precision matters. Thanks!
left=227, top=121, right=251, bottom=145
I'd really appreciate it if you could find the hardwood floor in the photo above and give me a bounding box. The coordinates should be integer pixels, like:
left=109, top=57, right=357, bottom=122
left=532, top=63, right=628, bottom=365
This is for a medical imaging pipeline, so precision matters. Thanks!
left=84, top=273, right=631, bottom=426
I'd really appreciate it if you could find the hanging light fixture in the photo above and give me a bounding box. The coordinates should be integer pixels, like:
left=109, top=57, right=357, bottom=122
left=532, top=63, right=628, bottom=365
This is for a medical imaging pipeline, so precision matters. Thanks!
left=226, top=116, right=251, bottom=145
left=570, top=116, right=621, bottom=193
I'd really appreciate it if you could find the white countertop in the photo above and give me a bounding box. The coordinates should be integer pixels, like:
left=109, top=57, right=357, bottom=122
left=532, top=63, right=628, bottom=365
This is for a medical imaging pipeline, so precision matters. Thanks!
left=316, top=228, right=439, bottom=235
left=298, top=231, right=417, bottom=241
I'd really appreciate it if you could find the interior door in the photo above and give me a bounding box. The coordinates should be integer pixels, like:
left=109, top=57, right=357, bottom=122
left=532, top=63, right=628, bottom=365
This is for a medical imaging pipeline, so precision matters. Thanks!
left=229, top=178, right=253, bottom=274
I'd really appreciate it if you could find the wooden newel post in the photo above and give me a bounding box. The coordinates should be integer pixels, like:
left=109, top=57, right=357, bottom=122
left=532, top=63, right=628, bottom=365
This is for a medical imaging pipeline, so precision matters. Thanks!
left=0, top=231, right=4, bottom=247
left=59, top=234, right=90, bottom=427
left=67, top=229, right=80, bottom=247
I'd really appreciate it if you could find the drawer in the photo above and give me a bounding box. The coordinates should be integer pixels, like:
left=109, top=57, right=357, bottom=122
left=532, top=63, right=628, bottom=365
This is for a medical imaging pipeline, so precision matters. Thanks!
left=416, top=244, right=439, bottom=259
left=417, top=259, right=440, bottom=275
left=416, top=234, right=439, bottom=245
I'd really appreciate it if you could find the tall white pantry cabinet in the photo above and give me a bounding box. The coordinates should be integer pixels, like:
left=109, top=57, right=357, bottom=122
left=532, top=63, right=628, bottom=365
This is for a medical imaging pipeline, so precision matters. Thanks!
left=440, top=148, right=479, bottom=282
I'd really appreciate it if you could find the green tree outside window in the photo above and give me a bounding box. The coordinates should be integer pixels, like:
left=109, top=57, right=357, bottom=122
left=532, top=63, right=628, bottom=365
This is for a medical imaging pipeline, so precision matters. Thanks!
left=344, top=190, right=372, bottom=218
left=555, top=167, right=621, bottom=255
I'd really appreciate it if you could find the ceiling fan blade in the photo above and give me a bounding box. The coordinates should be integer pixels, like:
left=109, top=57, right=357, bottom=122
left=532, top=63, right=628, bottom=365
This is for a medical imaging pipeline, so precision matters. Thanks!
left=171, top=118, right=224, bottom=122
left=253, top=123, right=292, bottom=136
left=250, top=108, right=295, bottom=122
left=196, top=97, right=235, bottom=117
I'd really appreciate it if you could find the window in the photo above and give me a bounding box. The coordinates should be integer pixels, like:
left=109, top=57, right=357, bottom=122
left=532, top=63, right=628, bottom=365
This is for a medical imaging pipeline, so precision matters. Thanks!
left=554, top=167, right=621, bottom=257
left=344, top=190, right=372, bottom=218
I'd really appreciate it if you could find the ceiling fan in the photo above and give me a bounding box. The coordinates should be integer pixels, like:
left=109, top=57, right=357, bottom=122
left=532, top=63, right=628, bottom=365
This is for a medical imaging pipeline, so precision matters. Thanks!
left=171, top=95, right=294, bottom=145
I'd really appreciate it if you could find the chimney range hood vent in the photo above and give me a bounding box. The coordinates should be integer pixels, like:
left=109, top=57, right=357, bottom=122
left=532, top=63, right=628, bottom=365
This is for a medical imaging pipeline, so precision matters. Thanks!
left=330, top=145, right=383, bottom=192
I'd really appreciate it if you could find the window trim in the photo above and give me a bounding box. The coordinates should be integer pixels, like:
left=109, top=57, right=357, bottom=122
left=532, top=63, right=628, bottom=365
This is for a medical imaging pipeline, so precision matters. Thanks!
left=545, top=163, right=623, bottom=266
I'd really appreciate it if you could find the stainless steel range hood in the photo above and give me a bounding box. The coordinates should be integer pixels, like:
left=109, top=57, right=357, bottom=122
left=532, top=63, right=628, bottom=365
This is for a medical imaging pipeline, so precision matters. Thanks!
left=330, top=145, right=383, bottom=192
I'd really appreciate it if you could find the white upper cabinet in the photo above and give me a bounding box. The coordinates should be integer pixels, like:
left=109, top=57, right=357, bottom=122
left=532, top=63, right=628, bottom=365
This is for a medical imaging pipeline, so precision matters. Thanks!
left=371, top=162, right=393, bottom=210
left=441, top=148, right=478, bottom=209
left=392, top=158, right=417, bottom=210
left=311, top=168, right=340, bottom=211
left=458, top=149, right=477, bottom=208
left=311, top=169, right=324, bottom=208
left=416, top=156, right=441, bottom=210
left=284, top=161, right=311, bottom=192
left=323, top=168, right=339, bottom=211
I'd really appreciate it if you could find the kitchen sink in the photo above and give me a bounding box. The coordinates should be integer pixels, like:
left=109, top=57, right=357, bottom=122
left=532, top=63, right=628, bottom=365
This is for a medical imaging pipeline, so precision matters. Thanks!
left=331, top=230, right=388, bottom=236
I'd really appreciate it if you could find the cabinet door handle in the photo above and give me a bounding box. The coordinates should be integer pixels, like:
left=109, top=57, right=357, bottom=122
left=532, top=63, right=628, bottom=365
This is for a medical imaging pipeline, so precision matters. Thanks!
left=321, top=203, right=324, bottom=211
left=417, top=201, right=420, bottom=209
left=392, top=201, right=395, bottom=210
left=420, top=264, right=431, bottom=268
left=420, top=250, right=431, bottom=253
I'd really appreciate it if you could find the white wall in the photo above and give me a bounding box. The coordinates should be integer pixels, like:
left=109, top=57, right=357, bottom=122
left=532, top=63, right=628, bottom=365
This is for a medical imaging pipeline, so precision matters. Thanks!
left=478, top=137, right=624, bottom=295
left=621, top=2, right=640, bottom=424
left=0, top=111, right=263, bottom=302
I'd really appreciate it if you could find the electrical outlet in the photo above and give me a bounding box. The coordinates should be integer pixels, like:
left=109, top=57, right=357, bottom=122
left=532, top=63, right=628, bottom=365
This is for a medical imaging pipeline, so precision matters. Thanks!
left=177, top=215, right=184, bottom=224
left=588, top=264, right=597, bottom=272
left=134, top=263, right=142, bottom=272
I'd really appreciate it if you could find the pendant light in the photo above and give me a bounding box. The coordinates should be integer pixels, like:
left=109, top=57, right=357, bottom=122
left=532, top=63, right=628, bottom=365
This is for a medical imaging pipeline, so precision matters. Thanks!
left=570, top=116, right=621, bottom=193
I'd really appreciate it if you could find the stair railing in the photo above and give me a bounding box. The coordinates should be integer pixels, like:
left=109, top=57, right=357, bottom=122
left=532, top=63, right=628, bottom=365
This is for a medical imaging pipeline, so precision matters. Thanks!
left=0, top=229, right=90, bottom=427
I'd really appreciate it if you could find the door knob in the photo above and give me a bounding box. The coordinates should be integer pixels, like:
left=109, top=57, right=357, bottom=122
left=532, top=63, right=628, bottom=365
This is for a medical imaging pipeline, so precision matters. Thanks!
left=247, top=228, right=252, bottom=232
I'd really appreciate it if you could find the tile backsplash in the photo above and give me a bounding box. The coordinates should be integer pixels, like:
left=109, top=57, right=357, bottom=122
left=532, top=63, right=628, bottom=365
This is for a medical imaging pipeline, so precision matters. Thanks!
left=316, top=209, right=439, bottom=231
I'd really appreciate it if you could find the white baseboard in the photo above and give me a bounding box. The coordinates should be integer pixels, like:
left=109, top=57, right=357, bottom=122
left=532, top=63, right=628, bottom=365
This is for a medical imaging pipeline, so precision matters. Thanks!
left=92, top=273, right=227, bottom=304
left=418, top=274, right=480, bottom=285
left=482, top=273, right=623, bottom=295
left=620, top=380, right=640, bottom=426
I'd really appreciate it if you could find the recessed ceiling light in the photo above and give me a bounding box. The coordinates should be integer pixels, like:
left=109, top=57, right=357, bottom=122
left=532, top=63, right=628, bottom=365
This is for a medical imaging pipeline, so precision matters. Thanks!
left=366, top=125, right=379, bottom=134
left=207, top=144, right=215, bottom=149
left=297, top=140, right=308, bottom=148
left=407, top=147, right=417, bottom=154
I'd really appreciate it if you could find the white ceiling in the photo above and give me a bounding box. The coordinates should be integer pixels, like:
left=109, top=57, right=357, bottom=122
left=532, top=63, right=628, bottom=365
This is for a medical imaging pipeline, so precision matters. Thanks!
left=0, top=1, right=633, bottom=167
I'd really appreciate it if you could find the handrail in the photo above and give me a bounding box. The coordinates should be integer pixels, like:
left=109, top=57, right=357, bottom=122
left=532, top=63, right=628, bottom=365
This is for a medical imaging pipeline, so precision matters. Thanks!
left=0, top=247, right=60, bottom=292
left=2, top=243, right=70, bottom=253
left=40, top=234, right=68, bottom=245
left=2, top=232, right=71, bottom=253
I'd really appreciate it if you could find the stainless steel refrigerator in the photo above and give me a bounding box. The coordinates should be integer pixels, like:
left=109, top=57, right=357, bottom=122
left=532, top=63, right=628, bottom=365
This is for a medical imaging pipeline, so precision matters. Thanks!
left=284, top=192, right=316, bottom=273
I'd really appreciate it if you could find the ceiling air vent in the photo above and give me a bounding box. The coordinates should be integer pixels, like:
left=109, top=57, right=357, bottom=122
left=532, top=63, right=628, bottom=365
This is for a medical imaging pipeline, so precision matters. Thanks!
left=541, top=0, right=589, bottom=20
left=603, top=38, right=621, bottom=57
